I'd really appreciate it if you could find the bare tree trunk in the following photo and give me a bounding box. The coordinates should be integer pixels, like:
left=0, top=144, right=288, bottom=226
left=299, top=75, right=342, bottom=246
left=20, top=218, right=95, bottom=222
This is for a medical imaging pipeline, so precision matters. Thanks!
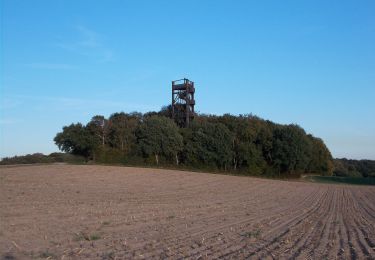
left=97, top=133, right=105, bottom=147
left=175, top=154, right=179, bottom=165
left=155, top=154, right=159, bottom=165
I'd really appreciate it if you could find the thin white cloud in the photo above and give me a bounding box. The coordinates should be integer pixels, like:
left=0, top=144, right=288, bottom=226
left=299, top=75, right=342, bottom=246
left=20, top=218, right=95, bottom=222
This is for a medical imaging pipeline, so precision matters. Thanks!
left=76, top=25, right=100, bottom=48
left=0, top=119, right=22, bottom=125
left=57, top=25, right=115, bottom=62
left=2, top=95, right=155, bottom=113
left=54, top=96, right=154, bottom=112
left=0, top=98, right=23, bottom=110
left=25, top=63, right=77, bottom=70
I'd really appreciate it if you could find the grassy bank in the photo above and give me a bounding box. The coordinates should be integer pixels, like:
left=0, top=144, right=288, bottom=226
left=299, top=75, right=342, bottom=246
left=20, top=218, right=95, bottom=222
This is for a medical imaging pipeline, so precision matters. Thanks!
left=304, top=175, right=375, bottom=186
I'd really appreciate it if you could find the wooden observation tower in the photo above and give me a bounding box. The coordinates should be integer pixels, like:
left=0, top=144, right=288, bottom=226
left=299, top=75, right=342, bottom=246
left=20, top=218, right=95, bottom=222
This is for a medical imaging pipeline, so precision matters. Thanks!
left=172, top=78, right=195, bottom=127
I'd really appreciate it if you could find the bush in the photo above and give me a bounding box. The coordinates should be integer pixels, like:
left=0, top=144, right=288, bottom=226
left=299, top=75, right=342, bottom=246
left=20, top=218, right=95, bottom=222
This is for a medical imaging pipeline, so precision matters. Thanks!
left=0, top=153, right=85, bottom=165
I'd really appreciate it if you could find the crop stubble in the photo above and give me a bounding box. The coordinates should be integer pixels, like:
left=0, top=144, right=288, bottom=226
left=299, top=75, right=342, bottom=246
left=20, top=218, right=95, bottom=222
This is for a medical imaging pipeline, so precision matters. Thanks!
left=0, top=165, right=374, bottom=259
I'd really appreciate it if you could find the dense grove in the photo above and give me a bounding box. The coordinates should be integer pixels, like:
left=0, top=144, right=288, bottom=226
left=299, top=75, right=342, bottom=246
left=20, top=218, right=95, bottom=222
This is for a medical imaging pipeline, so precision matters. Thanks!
left=333, top=158, right=375, bottom=178
left=52, top=108, right=334, bottom=177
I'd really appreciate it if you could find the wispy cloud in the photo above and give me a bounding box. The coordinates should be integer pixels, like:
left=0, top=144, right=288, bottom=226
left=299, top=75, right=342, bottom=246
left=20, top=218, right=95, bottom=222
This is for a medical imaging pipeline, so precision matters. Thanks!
left=57, top=25, right=115, bottom=62
left=25, top=63, right=78, bottom=70
left=0, top=119, right=22, bottom=125
left=0, top=98, right=23, bottom=110
left=2, top=95, right=155, bottom=113
left=53, top=96, right=154, bottom=112
left=76, top=25, right=99, bottom=47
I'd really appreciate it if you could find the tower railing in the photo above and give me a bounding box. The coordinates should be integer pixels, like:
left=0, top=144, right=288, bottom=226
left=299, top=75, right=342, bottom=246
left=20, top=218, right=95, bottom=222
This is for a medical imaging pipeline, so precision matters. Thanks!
left=172, top=78, right=195, bottom=127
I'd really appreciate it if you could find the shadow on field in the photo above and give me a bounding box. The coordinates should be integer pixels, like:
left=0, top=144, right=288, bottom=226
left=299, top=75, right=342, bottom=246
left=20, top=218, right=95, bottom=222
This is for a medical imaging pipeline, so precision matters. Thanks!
left=303, top=175, right=375, bottom=186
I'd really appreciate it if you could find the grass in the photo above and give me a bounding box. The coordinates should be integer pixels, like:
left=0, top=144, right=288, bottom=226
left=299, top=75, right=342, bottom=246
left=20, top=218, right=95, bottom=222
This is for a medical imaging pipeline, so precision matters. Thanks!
left=305, top=175, right=375, bottom=186
left=101, top=251, right=115, bottom=259
left=74, top=232, right=101, bottom=241
left=241, top=229, right=261, bottom=239
left=102, top=221, right=111, bottom=226
left=90, top=234, right=101, bottom=240
left=39, top=251, right=56, bottom=259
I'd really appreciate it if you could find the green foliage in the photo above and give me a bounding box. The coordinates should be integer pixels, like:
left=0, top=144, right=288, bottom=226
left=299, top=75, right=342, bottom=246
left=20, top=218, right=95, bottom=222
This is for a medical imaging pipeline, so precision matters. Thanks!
left=5, top=106, right=370, bottom=179
left=307, top=135, right=334, bottom=176
left=54, top=123, right=96, bottom=159
left=333, top=158, right=375, bottom=178
left=0, top=153, right=54, bottom=165
left=136, top=116, right=183, bottom=165
left=48, top=152, right=86, bottom=163
left=86, top=115, right=110, bottom=148
left=108, top=112, right=139, bottom=154
left=50, top=108, right=344, bottom=178
left=158, top=105, right=173, bottom=118
left=271, top=125, right=312, bottom=175
left=220, top=115, right=267, bottom=174
left=94, top=147, right=126, bottom=164
left=181, top=119, right=233, bottom=170
left=0, top=153, right=85, bottom=165
left=306, top=175, right=375, bottom=185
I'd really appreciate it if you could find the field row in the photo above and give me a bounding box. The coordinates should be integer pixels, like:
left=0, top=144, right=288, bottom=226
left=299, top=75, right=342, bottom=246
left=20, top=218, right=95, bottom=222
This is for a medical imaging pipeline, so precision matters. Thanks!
left=1, top=165, right=374, bottom=259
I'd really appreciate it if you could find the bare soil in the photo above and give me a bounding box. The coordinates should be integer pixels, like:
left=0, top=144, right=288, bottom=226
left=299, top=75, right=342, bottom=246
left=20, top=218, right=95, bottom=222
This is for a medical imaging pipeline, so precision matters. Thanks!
left=1, top=165, right=374, bottom=259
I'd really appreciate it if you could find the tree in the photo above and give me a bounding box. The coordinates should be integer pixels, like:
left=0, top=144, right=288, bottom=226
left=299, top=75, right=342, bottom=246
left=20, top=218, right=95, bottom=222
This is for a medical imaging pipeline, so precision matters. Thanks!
left=216, top=114, right=265, bottom=174
left=53, top=110, right=338, bottom=178
left=86, top=115, right=110, bottom=147
left=54, top=123, right=95, bottom=159
left=271, top=124, right=311, bottom=175
left=182, top=120, right=233, bottom=170
left=307, top=135, right=334, bottom=176
left=136, top=116, right=183, bottom=165
left=333, top=158, right=375, bottom=178
left=158, top=105, right=173, bottom=118
left=108, top=112, right=139, bottom=153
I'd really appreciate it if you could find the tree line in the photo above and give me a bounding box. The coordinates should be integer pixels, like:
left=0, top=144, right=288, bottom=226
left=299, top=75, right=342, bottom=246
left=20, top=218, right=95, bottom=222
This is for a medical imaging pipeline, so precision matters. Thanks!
left=333, top=158, right=375, bottom=178
left=53, top=107, right=334, bottom=177
left=0, top=153, right=84, bottom=165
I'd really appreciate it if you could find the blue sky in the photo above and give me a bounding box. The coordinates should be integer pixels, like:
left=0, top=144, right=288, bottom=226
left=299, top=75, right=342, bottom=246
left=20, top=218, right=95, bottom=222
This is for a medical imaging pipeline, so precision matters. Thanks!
left=1, top=0, right=374, bottom=159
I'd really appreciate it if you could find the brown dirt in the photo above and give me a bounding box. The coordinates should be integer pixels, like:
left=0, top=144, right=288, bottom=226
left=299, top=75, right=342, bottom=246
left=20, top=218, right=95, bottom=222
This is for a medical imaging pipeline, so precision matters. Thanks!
left=0, top=165, right=374, bottom=259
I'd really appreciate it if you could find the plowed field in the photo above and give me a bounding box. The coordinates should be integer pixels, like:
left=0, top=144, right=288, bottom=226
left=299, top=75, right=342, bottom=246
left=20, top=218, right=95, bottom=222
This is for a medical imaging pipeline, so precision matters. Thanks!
left=1, top=165, right=374, bottom=259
